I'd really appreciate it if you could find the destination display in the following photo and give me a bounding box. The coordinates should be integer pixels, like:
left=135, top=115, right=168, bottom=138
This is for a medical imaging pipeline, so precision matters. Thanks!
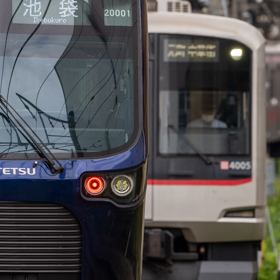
left=164, top=38, right=219, bottom=62
left=12, top=0, right=132, bottom=27
left=12, top=0, right=84, bottom=25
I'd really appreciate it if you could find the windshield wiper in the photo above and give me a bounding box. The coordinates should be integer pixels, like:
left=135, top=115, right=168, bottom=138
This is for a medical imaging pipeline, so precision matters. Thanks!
left=0, top=95, right=64, bottom=174
left=168, top=125, right=213, bottom=165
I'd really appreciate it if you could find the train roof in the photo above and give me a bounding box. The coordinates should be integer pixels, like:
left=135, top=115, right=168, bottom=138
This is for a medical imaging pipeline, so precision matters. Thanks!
left=148, top=12, right=266, bottom=51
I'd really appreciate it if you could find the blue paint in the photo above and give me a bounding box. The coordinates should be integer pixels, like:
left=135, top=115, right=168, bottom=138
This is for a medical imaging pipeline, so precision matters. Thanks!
left=0, top=132, right=147, bottom=280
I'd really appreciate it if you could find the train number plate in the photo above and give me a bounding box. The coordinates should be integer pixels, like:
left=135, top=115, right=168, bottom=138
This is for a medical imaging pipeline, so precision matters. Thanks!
left=220, top=161, right=251, bottom=170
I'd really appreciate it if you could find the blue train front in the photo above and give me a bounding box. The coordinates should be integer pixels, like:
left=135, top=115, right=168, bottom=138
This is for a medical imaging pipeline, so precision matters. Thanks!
left=0, top=0, right=148, bottom=279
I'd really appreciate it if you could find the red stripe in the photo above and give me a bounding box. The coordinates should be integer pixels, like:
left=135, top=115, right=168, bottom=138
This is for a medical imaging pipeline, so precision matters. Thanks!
left=147, top=178, right=252, bottom=186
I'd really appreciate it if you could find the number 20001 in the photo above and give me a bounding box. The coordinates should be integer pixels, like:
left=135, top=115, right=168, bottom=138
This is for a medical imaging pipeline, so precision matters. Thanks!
left=104, top=9, right=131, bottom=17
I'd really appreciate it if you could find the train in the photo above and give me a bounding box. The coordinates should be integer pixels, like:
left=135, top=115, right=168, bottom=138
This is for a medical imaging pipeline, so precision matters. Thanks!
left=0, top=0, right=148, bottom=280
left=143, top=3, right=266, bottom=280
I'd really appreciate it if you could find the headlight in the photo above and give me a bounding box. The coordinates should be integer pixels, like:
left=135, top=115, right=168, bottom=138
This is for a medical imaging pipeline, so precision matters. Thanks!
left=111, top=175, right=134, bottom=197
left=230, top=48, right=243, bottom=61
left=80, top=164, right=146, bottom=207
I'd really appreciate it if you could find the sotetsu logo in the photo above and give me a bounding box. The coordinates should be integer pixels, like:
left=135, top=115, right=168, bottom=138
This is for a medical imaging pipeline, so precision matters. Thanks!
left=0, top=168, right=36, bottom=176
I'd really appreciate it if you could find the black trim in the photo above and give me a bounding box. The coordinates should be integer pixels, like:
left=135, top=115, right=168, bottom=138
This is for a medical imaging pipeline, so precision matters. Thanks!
left=148, top=33, right=252, bottom=180
left=80, top=162, right=148, bottom=208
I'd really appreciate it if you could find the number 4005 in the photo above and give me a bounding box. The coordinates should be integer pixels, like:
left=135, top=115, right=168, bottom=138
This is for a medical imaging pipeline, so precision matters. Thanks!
left=229, top=161, right=251, bottom=170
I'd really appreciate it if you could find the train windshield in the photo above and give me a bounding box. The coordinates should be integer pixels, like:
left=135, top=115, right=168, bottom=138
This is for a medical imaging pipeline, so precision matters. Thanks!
left=0, top=0, right=139, bottom=159
left=158, top=35, right=252, bottom=156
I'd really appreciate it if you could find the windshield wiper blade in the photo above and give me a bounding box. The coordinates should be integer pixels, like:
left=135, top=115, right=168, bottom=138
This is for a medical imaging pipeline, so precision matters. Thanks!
left=168, top=125, right=213, bottom=165
left=0, top=95, right=64, bottom=174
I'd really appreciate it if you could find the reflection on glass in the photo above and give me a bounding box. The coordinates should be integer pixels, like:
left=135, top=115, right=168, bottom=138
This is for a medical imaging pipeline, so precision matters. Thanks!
left=0, top=34, right=134, bottom=158
left=0, top=0, right=138, bottom=159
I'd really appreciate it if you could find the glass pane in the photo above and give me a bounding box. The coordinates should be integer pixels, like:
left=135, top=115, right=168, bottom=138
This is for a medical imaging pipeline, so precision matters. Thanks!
left=159, top=90, right=250, bottom=155
left=158, top=35, right=252, bottom=156
left=0, top=0, right=139, bottom=159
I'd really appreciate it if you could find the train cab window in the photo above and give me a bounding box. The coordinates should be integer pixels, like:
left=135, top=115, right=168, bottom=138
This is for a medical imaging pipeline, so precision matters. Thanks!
left=158, top=35, right=252, bottom=156
left=0, top=0, right=139, bottom=159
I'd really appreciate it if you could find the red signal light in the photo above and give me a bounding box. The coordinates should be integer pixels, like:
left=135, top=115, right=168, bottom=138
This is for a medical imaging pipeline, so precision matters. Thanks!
left=85, top=177, right=105, bottom=195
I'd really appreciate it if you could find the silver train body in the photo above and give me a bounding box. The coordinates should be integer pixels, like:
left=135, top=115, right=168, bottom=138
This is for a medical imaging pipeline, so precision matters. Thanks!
left=143, top=11, right=266, bottom=280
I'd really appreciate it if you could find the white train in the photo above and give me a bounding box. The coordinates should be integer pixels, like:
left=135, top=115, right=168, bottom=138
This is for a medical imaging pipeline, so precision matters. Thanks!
left=143, top=3, right=266, bottom=279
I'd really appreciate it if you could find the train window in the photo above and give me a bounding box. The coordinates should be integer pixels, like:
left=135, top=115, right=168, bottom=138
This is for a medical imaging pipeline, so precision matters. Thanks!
left=0, top=0, right=139, bottom=159
left=158, top=35, right=252, bottom=156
